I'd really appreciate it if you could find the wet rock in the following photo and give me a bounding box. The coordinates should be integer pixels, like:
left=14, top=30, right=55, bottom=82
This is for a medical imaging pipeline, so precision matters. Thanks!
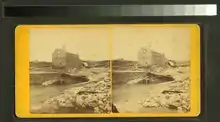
left=41, top=74, right=89, bottom=86
left=146, top=73, right=174, bottom=83
left=127, top=78, right=148, bottom=85
left=162, top=90, right=183, bottom=94
left=112, top=104, right=119, bottom=113
left=42, top=78, right=64, bottom=86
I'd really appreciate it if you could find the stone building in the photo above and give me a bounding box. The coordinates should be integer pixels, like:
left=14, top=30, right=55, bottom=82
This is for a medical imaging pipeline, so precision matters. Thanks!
left=137, top=47, right=167, bottom=68
left=52, top=46, right=83, bottom=70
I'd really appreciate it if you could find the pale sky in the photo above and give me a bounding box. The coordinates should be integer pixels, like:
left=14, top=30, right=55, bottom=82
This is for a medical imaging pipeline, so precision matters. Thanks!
left=30, top=27, right=110, bottom=61
left=112, top=26, right=191, bottom=61
left=30, top=25, right=191, bottom=62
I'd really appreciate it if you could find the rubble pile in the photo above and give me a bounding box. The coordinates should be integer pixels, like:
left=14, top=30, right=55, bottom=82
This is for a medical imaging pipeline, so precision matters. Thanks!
left=139, top=77, right=190, bottom=113
left=164, top=77, right=190, bottom=112
left=38, top=71, right=111, bottom=113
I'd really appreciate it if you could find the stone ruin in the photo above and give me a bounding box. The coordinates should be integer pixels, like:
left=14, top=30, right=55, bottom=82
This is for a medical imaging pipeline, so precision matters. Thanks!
left=52, top=45, right=83, bottom=70
left=137, top=47, right=167, bottom=69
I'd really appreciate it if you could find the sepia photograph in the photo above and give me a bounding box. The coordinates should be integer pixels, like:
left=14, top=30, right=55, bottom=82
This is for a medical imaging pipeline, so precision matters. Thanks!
left=15, top=24, right=200, bottom=117
left=29, top=27, right=112, bottom=114
left=112, top=26, right=191, bottom=113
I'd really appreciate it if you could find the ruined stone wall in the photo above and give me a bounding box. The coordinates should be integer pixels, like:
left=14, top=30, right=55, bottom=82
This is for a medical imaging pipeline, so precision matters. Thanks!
left=137, top=47, right=152, bottom=67
left=137, top=47, right=167, bottom=68
left=52, top=48, right=82, bottom=70
left=52, top=49, right=67, bottom=68
left=66, top=53, right=83, bottom=70
left=151, top=51, right=167, bottom=67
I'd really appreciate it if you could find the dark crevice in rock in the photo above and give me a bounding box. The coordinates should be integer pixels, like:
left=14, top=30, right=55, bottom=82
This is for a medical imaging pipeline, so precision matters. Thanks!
left=112, top=104, right=119, bottom=113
